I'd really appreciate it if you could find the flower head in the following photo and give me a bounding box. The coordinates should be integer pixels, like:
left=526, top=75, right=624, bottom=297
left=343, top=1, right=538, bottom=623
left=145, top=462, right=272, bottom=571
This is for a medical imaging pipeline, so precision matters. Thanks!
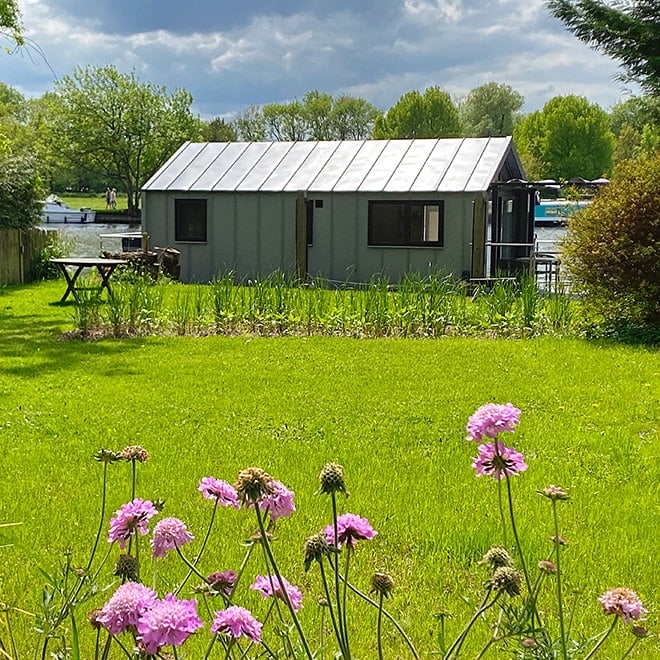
left=370, top=572, right=395, bottom=598
left=250, top=575, right=303, bottom=612
left=97, top=582, right=158, bottom=635
left=207, top=570, right=236, bottom=597
left=303, top=532, right=330, bottom=571
left=198, top=477, right=240, bottom=509
left=255, top=480, right=295, bottom=522
left=317, top=463, right=349, bottom=496
left=118, top=445, right=150, bottom=462
left=151, top=517, right=194, bottom=558
left=491, top=566, right=522, bottom=596
left=466, top=403, right=521, bottom=442
left=324, top=513, right=377, bottom=549
left=136, top=594, right=203, bottom=654
left=211, top=606, right=262, bottom=643
left=235, top=467, right=276, bottom=504
left=108, top=498, right=159, bottom=550
left=598, top=588, right=647, bottom=623
left=472, top=442, right=527, bottom=480
left=479, top=545, right=513, bottom=569
left=94, top=449, right=121, bottom=464
left=114, top=554, right=139, bottom=581
left=540, top=485, right=569, bottom=501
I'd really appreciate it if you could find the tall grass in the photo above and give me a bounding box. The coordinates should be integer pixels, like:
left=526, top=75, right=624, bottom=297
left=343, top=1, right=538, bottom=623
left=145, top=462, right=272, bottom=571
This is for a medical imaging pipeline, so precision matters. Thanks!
left=70, top=270, right=589, bottom=339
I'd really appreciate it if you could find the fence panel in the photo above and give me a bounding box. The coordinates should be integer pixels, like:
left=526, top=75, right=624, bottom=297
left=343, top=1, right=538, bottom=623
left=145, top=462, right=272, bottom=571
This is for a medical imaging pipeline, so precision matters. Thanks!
left=0, top=227, right=52, bottom=284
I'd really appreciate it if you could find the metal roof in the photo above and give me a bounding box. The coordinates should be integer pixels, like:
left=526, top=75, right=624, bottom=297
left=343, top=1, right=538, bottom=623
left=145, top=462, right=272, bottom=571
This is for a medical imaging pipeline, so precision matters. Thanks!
left=142, top=137, right=522, bottom=194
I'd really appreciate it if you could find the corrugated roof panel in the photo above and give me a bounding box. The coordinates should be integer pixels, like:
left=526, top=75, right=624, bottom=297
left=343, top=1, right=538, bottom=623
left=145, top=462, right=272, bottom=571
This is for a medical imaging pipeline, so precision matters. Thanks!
left=284, top=141, right=341, bottom=191
left=333, top=140, right=388, bottom=191
left=383, top=139, right=437, bottom=192
left=409, top=138, right=463, bottom=191
left=142, top=142, right=202, bottom=190
left=167, top=143, right=229, bottom=191
left=358, top=140, right=412, bottom=191
left=308, top=141, right=364, bottom=191
left=236, top=142, right=295, bottom=191
left=260, top=141, right=319, bottom=191
left=464, top=137, right=510, bottom=191
left=195, top=142, right=251, bottom=190
left=213, top=142, right=272, bottom=190
left=438, top=138, right=489, bottom=192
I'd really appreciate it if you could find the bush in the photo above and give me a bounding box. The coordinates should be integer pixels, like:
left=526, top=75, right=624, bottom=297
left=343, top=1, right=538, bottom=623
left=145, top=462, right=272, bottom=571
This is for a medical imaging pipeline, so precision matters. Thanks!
left=562, top=156, right=660, bottom=324
left=0, top=152, right=44, bottom=229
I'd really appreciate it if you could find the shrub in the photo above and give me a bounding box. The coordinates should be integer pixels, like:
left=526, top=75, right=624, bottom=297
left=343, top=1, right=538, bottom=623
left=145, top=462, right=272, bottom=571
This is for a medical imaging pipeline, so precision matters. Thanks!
left=0, top=152, right=44, bottom=229
left=562, top=156, right=660, bottom=325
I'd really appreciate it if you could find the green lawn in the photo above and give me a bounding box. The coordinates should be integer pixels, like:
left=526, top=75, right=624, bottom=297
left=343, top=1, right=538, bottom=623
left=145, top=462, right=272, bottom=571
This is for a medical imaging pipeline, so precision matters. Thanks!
left=1, top=281, right=658, bottom=658
left=57, top=192, right=129, bottom=212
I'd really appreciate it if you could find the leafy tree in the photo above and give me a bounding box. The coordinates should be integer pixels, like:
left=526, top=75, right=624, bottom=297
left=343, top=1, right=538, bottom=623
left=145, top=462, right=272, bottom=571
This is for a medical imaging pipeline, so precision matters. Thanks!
left=331, top=95, right=381, bottom=139
left=50, top=65, right=202, bottom=214
left=373, top=86, right=461, bottom=139
left=459, top=82, right=524, bottom=137
left=0, top=151, right=43, bottom=228
left=547, top=0, right=660, bottom=96
left=562, top=156, right=660, bottom=324
left=302, top=90, right=334, bottom=140
left=234, top=105, right=266, bottom=141
left=0, top=0, right=23, bottom=48
left=262, top=100, right=307, bottom=141
left=612, top=123, right=642, bottom=165
left=609, top=97, right=657, bottom=135
left=513, top=95, right=614, bottom=179
left=201, top=117, right=237, bottom=142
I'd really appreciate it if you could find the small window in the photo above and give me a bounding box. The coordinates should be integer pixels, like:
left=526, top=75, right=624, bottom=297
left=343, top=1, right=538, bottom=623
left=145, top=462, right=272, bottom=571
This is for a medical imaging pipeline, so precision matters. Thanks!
left=368, top=201, right=444, bottom=247
left=175, top=199, right=207, bottom=242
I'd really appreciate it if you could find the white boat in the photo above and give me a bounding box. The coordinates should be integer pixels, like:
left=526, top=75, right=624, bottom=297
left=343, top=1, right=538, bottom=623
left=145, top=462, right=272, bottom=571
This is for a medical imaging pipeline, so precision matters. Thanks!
left=41, top=195, right=96, bottom=224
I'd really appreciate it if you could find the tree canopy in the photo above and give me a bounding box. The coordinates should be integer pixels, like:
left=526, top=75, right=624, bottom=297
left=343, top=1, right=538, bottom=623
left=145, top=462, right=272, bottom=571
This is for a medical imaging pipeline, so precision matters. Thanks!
left=50, top=65, right=202, bottom=213
left=514, top=95, right=614, bottom=180
left=547, top=0, right=660, bottom=97
left=372, top=86, right=460, bottom=139
left=0, top=0, right=23, bottom=48
left=459, top=82, right=524, bottom=137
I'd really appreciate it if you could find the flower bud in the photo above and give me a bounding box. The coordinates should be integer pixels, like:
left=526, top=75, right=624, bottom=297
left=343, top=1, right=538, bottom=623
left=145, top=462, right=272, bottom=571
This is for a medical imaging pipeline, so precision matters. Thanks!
left=317, top=463, right=349, bottom=496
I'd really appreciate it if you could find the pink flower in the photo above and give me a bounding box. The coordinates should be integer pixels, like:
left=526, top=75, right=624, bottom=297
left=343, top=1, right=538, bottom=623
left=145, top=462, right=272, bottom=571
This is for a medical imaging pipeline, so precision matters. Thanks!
left=198, top=477, right=240, bottom=509
left=598, top=588, right=647, bottom=623
left=97, top=582, right=158, bottom=635
left=136, top=593, right=203, bottom=654
left=211, top=606, right=262, bottom=643
left=151, top=517, right=194, bottom=558
left=472, top=442, right=528, bottom=480
left=466, top=403, right=521, bottom=442
left=250, top=574, right=304, bottom=612
left=207, top=570, right=236, bottom=596
left=108, top=498, right=159, bottom=550
left=258, top=480, right=296, bottom=521
left=324, top=513, right=377, bottom=549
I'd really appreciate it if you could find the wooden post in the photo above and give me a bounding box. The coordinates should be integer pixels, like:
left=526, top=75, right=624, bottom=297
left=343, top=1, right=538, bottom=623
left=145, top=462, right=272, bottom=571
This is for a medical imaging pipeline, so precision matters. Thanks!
left=471, top=195, right=486, bottom=278
left=295, top=191, right=307, bottom=282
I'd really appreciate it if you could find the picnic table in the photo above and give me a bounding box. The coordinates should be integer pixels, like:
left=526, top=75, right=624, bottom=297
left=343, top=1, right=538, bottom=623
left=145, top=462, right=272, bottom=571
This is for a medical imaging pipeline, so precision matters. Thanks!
left=49, top=257, right=128, bottom=302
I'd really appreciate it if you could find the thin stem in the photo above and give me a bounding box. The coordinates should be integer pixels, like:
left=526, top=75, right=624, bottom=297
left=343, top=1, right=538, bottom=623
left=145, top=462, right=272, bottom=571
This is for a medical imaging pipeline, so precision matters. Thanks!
left=175, top=499, right=219, bottom=596
left=175, top=545, right=210, bottom=583
left=620, top=636, right=640, bottom=659
left=201, top=633, right=218, bottom=660
left=504, top=475, right=531, bottom=594
left=229, top=540, right=257, bottom=601
left=131, top=459, right=137, bottom=501
left=497, top=478, right=508, bottom=546
left=552, top=500, right=568, bottom=660
left=445, top=589, right=500, bottom=660
left=254, top=504, right=314, bottom=660
left=319, top=560, right=345, bottom=656
left=583, top=616, right=618, bottom=660
left=341, top=547, right=352, bottom=659
left=377, top=592, right=384, bottom=660
left=331, top=492, right=348, bottom=655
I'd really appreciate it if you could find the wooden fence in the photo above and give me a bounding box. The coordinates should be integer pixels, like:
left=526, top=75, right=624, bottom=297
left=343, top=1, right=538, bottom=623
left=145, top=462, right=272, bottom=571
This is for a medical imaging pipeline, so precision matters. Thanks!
left=0, top=226, right=53, bottom=284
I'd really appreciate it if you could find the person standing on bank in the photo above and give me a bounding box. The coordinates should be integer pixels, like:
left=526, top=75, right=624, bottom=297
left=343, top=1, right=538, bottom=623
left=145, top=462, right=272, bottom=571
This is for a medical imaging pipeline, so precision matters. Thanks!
left=110, top=188, right=117, bottom=210
left=105, top=187, right=111, bottom=209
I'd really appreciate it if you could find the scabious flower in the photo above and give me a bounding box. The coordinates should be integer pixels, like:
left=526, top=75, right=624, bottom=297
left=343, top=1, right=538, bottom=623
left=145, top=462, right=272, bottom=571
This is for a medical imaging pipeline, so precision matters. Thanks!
left=598, top=588, right=647, bottom=623
left=303, top=532, right=330, bottom=571
left=108, top=498, right=159, bottom=550
left=466, top=403, right=521, bottom=442
left=472, top=442, right=528, bottom=480
left=207, top=570, right=236, bottom=596
left=151, top=517, right=194, bottom=558
left=198, top=477, right=240, bottom=509
left=250, top=574, right=303, bottom=612
left=255, top=480, right=296, bottom=521
left=118, top=445, right=150, bottom=462
left=97, top=582, right=158, bottom=635
left=479, top=545, right=513, bottom=569
left=324, top=513, right=377, bottom=549
left=136, top=594, right=203, bottom=654
left=317, top=462, right=349, bottom=496
left=370, top=571, right=395, bottom=598
left=235, top=467, right=276, bottom=505
left=211, top=605, right=262, bottom=643
left=491, top=566, right=522, bottom=596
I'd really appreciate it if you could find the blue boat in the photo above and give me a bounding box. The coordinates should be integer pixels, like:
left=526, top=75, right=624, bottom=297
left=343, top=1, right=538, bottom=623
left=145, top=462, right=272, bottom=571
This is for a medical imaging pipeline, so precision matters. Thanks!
left=534, top=199, right=589, bottom=227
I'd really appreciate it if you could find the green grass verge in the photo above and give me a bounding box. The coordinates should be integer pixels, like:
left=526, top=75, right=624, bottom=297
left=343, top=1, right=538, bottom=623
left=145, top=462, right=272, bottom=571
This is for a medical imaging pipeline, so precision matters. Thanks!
left=57, top=192, right=129, bottom=212
left=0, top=281, right=658, bottom=657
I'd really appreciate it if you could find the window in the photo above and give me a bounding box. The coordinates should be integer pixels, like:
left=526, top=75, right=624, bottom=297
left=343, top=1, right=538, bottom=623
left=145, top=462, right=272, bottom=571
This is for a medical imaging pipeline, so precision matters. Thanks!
left=368, top=201, right=444, bottom=247
left=175, top=199, right=207, bottom=242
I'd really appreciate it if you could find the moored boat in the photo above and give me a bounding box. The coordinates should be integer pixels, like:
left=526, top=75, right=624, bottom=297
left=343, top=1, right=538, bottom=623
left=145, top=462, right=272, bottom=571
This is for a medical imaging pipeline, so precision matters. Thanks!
left=41, top=195, right=96, bottom=224
left=534, top=199, right=589, bottom=227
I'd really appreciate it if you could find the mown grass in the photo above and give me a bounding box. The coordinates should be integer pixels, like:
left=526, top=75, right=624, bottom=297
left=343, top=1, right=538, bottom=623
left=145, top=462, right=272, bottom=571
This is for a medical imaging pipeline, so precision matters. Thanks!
left=58, top=192, right=129, bottom=212
left=0, top=280, right=658, bottom=657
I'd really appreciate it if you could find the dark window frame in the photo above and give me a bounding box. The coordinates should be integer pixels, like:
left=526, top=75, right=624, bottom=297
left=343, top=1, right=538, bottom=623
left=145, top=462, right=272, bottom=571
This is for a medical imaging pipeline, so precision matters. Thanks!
left=174, top=198, right=208, bottom=243
left=368, top=200, right=444, bottom=247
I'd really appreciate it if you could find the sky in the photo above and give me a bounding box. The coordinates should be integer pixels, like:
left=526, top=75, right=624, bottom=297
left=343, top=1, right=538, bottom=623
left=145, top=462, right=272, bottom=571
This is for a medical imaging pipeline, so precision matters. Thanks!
left=1, top=0, right=640, bottom=121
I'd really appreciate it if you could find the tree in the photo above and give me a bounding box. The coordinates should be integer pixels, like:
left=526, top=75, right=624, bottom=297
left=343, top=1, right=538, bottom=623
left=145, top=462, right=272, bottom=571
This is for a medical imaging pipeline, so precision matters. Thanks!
left=50, top=65, right=202, bottom=214
left=459, top=82, right=524, bottom=137
left=373, top=86, right=461, bottom=139
left=0, top=0, right=23, bottom=48
left=546, top=0, right=660, bottom=96
left=331, top=95, right=381, bottom=139
left=262, top=101, right=307, bottom=141
left=201, top=117, right=237, bottom=142
left=235, top=105, right=266, bottom=141
left=0, top=152, right=43, bottom=228
left=562, top=157, right=660, bottom=324
left=513, top=95, right=614, bottom=179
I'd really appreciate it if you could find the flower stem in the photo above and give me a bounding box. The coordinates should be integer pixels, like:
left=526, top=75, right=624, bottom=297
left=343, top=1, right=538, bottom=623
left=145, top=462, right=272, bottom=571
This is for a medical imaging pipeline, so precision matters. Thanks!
left=331, top=492, right=349, bottom=656
left=319, top=559, right=344, bottom=655
left=377, top=592, right=384, bottom=660
left=620, top=636, right=640, bottom=659
left=552, top=500, right=568, bottom=660
left=497, top=478, right=508, bottom=546
left=175, top=545, right=210, bottom=583
left=341, top=547, right=352, bottom=659
left=444, top=589, right=500, bottom=660
left=504, top=474, right=531, bottom=594
left=583, top=616, right=618, bottom=660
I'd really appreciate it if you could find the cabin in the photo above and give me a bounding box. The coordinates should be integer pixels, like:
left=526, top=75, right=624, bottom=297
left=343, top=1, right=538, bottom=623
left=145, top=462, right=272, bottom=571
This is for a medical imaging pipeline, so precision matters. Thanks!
left=141, top=137, right=535, bottom=284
